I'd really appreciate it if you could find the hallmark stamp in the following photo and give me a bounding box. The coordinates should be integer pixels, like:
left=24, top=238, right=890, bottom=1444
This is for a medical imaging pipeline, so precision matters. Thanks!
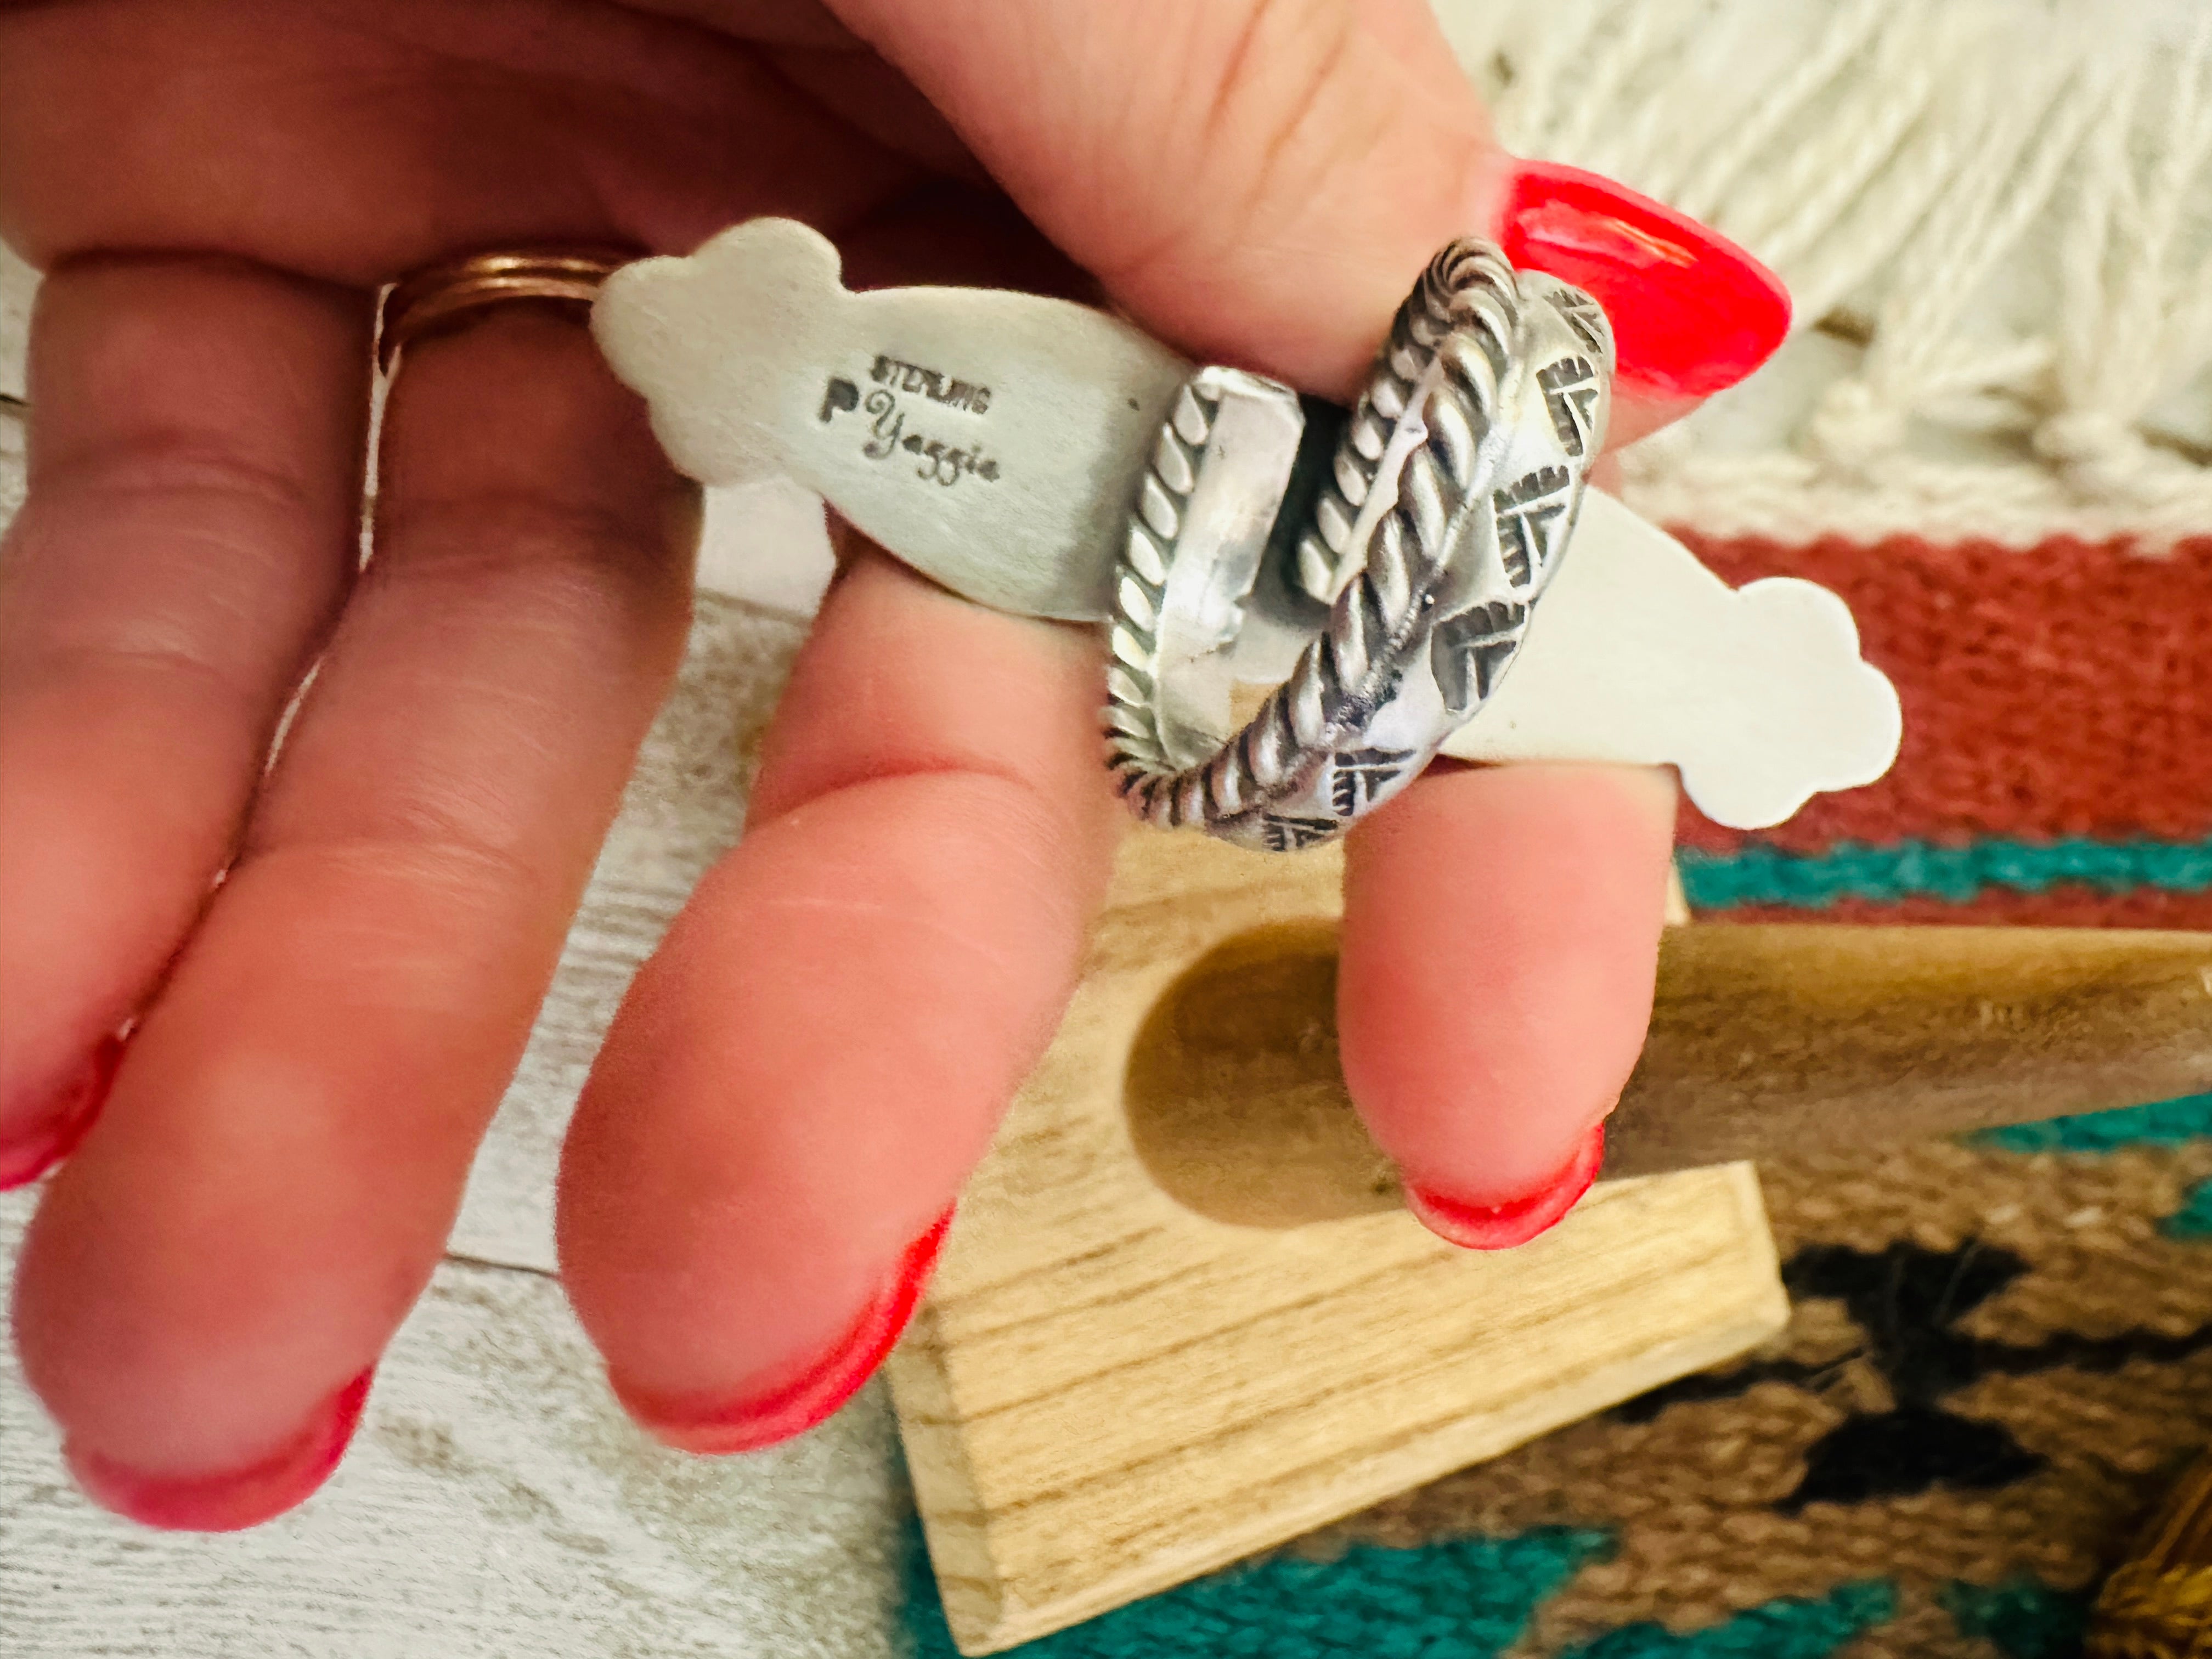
left=870, top=355, right=991, bottom=414
left=819, top=373, right=1002, bottom=487
left=593, top=216, right=1188, bottom=620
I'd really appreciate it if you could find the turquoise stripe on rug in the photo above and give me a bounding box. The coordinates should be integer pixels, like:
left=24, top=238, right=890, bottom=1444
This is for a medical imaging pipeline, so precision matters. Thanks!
left=1973, top=1091, right=2212, bottom=1153
left=2163, top=1178, right=2212, bottom=1240
left=1677, top=836, right=2212, bottom=910
left=902, top=1526, right=1610, bottom=1658
left=900, top=1528, right=1906, bottom=1658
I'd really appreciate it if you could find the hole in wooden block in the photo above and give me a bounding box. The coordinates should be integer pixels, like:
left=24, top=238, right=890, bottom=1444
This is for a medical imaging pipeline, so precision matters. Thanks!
left=1125, top=919, right=1403, bottom=1228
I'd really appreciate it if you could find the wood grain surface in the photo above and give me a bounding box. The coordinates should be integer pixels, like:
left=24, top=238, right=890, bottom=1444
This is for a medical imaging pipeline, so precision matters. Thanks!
left=889, top=831, right=1790, bottom=1654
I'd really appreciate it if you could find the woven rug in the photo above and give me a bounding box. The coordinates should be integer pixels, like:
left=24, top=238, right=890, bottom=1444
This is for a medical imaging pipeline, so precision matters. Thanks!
left=895, top=531, right=2212, bottom=1658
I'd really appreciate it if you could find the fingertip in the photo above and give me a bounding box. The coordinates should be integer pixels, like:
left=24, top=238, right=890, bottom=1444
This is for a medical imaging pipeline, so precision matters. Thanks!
left=61, top=1367, right=373, bottom=1533
left=1340, top=764, right=1675, bottom=1212
left=556, top=774, right=1071, bottom=1425
left=610, top=1209, right=951, bottom=1455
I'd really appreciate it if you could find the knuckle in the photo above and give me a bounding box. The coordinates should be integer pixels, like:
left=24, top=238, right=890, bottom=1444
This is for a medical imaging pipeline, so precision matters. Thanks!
left=367, top=489, right=693, bottom=663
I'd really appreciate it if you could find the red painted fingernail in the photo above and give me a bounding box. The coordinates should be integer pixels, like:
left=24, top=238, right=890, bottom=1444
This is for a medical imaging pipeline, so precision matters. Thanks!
left=614, top=1209, right=954, bottom=1455
left=1501, top=160, right=1790, bottom=402
left=1405, top=1122, right=1607, bottom=1251
left=64, top=1368, right=374, bottom=1532
left=0, top=1035, right=125, bottom=1192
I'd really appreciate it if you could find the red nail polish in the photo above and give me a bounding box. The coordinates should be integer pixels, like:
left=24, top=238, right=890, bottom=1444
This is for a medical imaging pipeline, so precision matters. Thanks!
left=64, top=1368, right=374, bottom=1532
left=0, top=1036, right=125, bottom=1192
left=615, top=1209, right=953, bottom=1456
left=1501, top=160, right=1790, bottom=402
left=1405, top=1122, right=1607, bottom=1251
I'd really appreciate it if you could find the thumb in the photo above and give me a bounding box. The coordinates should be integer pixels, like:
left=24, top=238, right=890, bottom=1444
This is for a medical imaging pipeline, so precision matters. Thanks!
left=826, top=0, right=1786, bottom=416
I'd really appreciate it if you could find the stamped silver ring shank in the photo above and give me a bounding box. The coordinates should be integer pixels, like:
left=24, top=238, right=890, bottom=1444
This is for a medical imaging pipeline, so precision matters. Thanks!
left=1102, top=238, right=1616, bottom=851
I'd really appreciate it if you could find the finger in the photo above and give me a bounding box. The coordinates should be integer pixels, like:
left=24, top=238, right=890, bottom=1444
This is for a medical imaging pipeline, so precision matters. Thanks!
left=558, top=546, right=1120, bottom=1451
left=0, top=256, right=370, bottom=1188
left=1339, top=764, right=1679, bottom=1246
left=12, top=304, right=696, bottom=1527
left=826, top=0, right=1787, bottom=405
left=0, top=2, right=918, bottom=284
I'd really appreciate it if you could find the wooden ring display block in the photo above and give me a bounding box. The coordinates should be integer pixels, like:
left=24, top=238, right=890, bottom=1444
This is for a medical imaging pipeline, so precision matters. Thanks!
left=887, top=831, right=1790, bottom=1654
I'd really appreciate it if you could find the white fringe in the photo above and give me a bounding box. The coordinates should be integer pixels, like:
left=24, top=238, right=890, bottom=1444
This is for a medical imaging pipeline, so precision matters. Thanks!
left=1435, top=0, right=2212, bottom=549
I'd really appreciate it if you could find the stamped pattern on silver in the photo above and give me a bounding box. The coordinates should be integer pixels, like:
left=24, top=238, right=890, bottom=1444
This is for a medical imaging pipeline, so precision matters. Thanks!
left=1102, top=240, right=1615, bottom=851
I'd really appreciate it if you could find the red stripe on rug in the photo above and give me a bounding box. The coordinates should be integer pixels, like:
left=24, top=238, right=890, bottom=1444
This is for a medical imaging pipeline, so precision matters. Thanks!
left=1671, top=534, right=2212, bottom=854
left=1699, top=886, right=2212, bottom=929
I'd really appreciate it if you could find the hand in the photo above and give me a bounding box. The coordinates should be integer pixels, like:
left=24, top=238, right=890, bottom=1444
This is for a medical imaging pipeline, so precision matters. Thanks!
left=0, top=0, right=1784, bottom=1527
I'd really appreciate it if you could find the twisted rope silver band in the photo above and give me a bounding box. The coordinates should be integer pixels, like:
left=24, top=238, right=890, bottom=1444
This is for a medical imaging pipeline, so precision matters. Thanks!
left=1103, top=238, right=1615, bottom=851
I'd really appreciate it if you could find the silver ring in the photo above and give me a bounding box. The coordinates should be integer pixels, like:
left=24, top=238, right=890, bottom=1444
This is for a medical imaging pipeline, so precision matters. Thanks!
left=1102, top=238, right=1614, bottom=851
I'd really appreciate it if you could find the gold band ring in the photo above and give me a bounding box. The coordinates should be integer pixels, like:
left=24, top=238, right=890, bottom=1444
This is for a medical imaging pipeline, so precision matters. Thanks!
left=376, top=248, right=633, bottom=375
